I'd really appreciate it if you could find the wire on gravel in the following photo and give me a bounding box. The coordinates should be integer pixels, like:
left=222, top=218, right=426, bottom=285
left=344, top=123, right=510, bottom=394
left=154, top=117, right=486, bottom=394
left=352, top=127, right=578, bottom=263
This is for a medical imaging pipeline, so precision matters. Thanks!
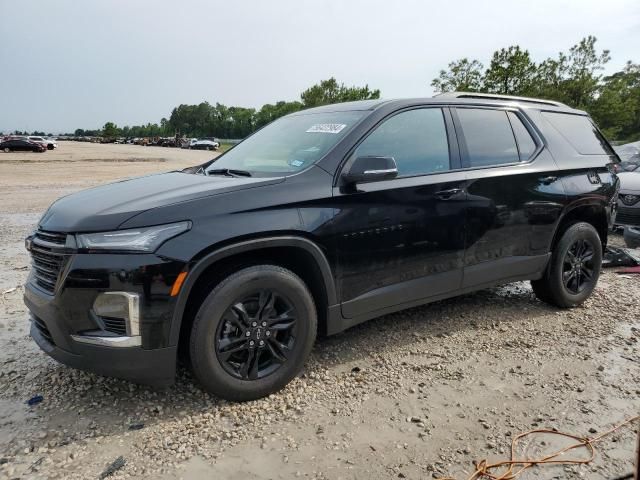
left=442, top=415, right=639, bottom=480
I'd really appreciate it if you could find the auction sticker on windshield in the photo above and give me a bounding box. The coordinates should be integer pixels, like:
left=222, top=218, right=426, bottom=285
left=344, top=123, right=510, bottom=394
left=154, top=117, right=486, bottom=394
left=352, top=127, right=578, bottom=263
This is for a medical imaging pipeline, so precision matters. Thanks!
left=306, top=124, right=347, bottom=134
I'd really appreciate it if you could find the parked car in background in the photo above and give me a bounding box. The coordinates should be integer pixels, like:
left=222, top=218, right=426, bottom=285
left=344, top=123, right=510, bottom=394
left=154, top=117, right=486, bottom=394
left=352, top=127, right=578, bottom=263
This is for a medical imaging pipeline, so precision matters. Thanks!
left=616, top=171, right=640, bottom=229
left=613, top=142, right=640, bottom=173
left=24, top=94, right=619, bottom=401
left=191, top=138, right=219, bottom=151
left=1, top=138, right=46, bottom=152
left=623, top=226, right=640, bottom=248
left=614, top=141, right=640, bottom=161
left=158, top=138, right=177, bottom=147
left=28, top=136, right=57, bottom=150
left=619, top=160, right=640, bottom=172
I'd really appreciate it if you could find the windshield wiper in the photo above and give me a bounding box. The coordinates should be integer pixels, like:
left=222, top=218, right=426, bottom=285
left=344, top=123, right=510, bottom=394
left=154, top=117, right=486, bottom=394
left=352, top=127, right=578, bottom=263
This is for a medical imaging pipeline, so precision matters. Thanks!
left=207, top=168, right=252, bottom=178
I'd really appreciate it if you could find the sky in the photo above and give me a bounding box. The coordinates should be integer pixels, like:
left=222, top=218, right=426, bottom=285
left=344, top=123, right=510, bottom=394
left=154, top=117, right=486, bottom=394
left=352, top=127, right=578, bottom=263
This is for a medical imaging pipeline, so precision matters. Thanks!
left=1, top=0, right=639, bottom=133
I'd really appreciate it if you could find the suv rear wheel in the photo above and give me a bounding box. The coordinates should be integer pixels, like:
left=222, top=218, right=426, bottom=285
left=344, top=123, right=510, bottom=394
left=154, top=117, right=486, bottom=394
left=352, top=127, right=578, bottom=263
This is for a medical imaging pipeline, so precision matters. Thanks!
left=531, top=222, right=602, bottom=308
left=189, top=265, right=317, bottom=401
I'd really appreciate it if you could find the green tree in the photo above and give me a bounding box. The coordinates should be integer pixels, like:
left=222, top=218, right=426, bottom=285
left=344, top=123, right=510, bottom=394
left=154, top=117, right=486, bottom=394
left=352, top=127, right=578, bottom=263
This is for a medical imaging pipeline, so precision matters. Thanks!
left=482, top=46, right=537, bottom=95
left=431, top=58, right=484, bottom=93
left=300, top=77, right=381, bottom=108
left=591, top=61, right=640, bottom=140
left=102, top=122, right=120, bottom=139
left=562, top=35, right=611, bottom=109
left=528, top=54, right=569, bottom=101
left=255, top=101, right=303, bottom=129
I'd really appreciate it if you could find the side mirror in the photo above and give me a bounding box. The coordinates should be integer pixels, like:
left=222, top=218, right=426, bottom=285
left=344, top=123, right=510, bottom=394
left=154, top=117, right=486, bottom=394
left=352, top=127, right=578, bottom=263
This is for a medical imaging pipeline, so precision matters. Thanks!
left=342, top=156, right=398, bottom=185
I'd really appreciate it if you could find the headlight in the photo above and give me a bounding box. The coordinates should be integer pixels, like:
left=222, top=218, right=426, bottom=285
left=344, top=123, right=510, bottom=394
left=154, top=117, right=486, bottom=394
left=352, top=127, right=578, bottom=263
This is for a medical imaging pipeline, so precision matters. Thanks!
left=76, top=221, right=191, bottom=252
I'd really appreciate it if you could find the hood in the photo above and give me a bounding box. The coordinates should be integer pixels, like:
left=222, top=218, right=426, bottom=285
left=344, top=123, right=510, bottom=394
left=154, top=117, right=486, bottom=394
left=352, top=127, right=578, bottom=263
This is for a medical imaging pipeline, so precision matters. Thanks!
left=618, top=172, right=640, bottom=193
left=39, top=171, right=283, bottom=232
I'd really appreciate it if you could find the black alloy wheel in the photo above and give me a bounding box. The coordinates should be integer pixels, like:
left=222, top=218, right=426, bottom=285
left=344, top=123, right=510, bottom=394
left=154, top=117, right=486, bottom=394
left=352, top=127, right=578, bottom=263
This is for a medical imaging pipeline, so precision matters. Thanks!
left=562, top=238, right=595, bottom=294
left=189, top=265, right=317, bottom=401
left=215, top=289, right=297, bottom=380
left=531, top=222, right=602, bottom=308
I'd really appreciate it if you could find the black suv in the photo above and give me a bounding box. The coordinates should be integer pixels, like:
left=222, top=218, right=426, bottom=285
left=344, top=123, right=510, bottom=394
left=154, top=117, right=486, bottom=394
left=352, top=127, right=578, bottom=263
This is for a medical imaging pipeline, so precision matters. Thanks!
left=24, top=93, right=619, bottom=401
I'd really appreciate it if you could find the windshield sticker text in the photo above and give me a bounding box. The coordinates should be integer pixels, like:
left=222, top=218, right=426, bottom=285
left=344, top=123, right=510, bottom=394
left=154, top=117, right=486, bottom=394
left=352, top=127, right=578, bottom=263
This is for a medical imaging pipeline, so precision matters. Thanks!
left=306, top=124, right=347, bottom=134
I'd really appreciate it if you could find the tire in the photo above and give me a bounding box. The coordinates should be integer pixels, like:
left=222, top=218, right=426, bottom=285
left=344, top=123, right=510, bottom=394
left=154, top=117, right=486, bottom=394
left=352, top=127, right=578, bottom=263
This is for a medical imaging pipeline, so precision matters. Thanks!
left=531, top=222, right=602, bottom=308
left=189, top=265, right=317, bottom=401
left=3, top=147, right=9, bottom=153
left=47, top=144, right=54, bottom=150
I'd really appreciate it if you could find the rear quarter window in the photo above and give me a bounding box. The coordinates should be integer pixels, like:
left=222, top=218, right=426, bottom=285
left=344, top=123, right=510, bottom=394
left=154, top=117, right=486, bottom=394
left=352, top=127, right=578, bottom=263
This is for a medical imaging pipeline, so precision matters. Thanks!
left=541, top=112, right=612, bottom=155
left=507, top=112, right=537, bottom=160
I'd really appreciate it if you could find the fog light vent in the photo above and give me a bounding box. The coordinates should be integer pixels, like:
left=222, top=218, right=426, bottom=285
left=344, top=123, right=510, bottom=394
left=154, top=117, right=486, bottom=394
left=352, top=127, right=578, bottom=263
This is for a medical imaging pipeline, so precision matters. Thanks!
left=102, top=317, right=127, bottom=336
left=92, top=292, right=140, bottom=336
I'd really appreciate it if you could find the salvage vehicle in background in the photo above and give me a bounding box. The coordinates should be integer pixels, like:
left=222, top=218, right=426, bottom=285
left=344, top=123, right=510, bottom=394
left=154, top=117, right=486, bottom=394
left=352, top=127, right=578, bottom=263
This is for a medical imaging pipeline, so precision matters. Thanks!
left=619, top=159, right=640, bottom=172
left=190, top=138, right=219, bottom=151
left=615, top=171, right=640, bottom=248
left=24, top=93, right=619, bottom=401
left=28, top=136, right=57, bottom=150
left=1, top=138, right=46, bottom=152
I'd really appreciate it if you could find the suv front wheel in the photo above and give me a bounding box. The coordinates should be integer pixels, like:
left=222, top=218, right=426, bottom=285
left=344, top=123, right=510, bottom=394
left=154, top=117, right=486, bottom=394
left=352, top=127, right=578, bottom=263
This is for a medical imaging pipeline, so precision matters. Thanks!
left=531, top=222, right=602, bottom=308
left=189, top=265, right=317, bottom=401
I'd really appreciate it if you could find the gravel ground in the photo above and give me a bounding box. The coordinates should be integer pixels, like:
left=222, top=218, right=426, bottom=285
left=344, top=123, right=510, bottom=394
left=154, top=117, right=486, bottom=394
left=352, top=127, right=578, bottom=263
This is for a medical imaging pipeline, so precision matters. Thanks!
left=0, top=144, right=638, bottom=480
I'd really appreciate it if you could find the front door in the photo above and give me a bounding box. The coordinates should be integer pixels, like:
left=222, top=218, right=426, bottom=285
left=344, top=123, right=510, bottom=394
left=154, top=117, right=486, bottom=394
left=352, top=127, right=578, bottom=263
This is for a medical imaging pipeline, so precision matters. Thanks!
left=332, top=107, right=468, bottom=319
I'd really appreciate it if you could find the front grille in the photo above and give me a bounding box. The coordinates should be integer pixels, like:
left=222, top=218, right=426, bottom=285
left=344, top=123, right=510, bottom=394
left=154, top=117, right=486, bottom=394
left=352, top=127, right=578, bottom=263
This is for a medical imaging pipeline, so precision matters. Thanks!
left=35, top=230, right=67, bottom=245
left=620, top=194, right=640, bottom=206
left=102, top=317, right=127, bottom=336
left=29, top=230, right=69, bottom=294
left=32, top=315, right=55, bottom=345
left=616, top=206, right=640, bottom=226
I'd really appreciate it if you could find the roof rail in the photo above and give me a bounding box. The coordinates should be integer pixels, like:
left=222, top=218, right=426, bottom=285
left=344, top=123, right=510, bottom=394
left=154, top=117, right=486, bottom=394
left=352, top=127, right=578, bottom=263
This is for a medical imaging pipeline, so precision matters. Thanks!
left=434, top=92, right=569, bottom=108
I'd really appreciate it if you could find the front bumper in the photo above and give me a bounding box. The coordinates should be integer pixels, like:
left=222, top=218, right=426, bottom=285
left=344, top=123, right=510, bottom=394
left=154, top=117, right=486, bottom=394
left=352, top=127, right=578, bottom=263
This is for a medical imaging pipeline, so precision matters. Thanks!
left=29, top=313, right=176, bottom=386
left=23, top=251, right=186, bottom=386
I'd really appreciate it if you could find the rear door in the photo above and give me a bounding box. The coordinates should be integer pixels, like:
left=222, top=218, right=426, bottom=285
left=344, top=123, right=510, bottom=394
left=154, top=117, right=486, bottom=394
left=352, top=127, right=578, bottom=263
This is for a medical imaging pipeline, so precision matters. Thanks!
left=333, top=106, right=469, bottom=319
left=451, top=106, right=566, bottom=289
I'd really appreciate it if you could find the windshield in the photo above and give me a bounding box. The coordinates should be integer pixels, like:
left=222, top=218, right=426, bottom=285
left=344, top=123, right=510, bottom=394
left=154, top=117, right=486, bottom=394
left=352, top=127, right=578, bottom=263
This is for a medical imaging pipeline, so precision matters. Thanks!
left=205, top=111, right=365, bottom=176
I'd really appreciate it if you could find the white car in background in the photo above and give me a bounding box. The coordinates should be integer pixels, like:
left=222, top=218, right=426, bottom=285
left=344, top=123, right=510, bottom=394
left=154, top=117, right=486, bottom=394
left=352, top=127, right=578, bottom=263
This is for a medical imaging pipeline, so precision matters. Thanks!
left=28, top=136, right=57, bottom=150
left=190, top=138, right=220, bottom=151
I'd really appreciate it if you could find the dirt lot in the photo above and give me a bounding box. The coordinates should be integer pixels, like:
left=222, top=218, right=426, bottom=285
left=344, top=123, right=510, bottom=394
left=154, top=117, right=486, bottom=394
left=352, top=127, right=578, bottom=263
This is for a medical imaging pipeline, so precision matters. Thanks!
left=0, top=143, right=638, bottom=480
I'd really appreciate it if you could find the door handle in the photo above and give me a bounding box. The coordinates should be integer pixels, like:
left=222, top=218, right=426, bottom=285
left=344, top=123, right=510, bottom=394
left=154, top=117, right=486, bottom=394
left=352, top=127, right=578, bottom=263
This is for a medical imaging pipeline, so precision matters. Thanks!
left=539, top=176, right=557, bottom=185
left=435, top=188, right=463, bottom=200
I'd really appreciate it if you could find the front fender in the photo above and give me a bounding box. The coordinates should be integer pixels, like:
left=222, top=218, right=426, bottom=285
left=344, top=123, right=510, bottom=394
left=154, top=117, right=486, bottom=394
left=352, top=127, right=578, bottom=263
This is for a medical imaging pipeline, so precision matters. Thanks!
left=168, top=235, right=337, bottom=346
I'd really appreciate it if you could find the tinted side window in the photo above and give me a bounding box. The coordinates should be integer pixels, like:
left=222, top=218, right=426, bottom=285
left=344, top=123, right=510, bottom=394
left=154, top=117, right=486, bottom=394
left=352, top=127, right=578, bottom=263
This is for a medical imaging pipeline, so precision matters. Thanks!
left=541, top=112, right=612, bottom=155
left=507, top=112, right=537, bottom=160
left=456, top=109, right=519, bottom=167
left=354, top=108, right=450, bottom=177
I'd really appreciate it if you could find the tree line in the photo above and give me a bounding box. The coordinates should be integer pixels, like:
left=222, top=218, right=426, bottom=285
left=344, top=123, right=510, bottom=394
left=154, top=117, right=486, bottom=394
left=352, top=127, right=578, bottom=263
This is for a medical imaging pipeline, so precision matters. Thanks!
left=431, top=36, right=639, bottom=142
left=68, top=36, right=638, bottom=143
left=74, top=78, right=380, bottom=140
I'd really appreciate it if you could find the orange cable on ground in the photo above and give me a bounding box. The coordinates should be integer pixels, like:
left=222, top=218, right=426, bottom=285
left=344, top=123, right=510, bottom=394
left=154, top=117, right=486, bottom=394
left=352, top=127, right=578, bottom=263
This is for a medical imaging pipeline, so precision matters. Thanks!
left=440, top=415, right=640, bottom=480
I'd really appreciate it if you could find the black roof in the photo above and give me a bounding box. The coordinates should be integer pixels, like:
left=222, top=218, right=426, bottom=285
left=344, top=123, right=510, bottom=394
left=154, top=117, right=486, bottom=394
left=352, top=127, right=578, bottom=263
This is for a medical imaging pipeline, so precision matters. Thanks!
left=295, top=92, right=584, bottom=115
